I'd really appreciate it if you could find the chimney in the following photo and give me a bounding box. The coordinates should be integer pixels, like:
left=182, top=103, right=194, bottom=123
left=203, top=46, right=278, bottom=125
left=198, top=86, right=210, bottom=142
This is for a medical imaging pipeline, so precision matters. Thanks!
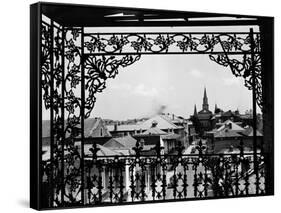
left=172, top=114, right=175, bottom=120
left=151, top=120, right=158, bottom=128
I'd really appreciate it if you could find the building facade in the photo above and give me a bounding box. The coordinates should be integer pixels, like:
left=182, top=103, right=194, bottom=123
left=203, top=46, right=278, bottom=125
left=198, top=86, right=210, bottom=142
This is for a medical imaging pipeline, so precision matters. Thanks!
left=193, top=87, right=213, bottom=132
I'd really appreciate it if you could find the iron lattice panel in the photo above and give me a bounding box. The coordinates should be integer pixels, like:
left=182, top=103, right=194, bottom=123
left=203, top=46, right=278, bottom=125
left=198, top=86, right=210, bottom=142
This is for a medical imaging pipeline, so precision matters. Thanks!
left=40, top=14, right=265, bottom=209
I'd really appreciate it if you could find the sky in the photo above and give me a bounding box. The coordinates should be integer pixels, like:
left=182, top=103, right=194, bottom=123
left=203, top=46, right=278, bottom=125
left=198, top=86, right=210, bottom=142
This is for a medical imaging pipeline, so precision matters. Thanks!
left=42, top=25, right=260, bottom=121
left=92, top=54, right=254, bottom=120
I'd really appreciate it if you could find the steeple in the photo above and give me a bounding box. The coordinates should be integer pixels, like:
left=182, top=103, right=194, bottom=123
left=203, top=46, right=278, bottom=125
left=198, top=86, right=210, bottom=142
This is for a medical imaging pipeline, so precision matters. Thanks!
left=204, top=87, right=207, bottom=99
left=202, top=87, right=209, bottom=111
left=193, top=104, right=198, bottom=117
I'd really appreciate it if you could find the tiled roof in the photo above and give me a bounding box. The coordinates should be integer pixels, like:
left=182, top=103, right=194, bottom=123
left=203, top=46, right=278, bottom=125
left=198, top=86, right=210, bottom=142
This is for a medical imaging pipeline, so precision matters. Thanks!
left=211, top=120, right=245, bottom=138
left=106, top=124, right=141, bottom=132
left=141, top=127, right=167, bottom=135
left=104, top=135, right=137, bottom=149
left=217, top=120, right=245, bottom=131
left=84, top=118, right=112, bottom=137
left=139, top=115, right=181, bottom=130
left=107, top=114, right=182, bottom=132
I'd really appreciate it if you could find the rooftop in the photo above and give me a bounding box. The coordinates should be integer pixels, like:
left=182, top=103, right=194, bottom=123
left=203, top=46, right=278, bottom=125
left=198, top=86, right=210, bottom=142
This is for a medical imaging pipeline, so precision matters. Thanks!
left=42, top=117, right=111, bottom=138
left=107, top=114, right=182, bottom=132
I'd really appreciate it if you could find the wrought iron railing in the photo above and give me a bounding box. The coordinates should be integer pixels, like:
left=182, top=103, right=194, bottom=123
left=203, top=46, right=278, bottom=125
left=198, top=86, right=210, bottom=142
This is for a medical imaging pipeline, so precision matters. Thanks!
left=42, top=141, right=266, bottom=207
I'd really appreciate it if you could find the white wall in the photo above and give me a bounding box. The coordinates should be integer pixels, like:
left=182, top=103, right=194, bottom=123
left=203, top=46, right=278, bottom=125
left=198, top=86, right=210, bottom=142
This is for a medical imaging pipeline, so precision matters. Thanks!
left=0, top=0, right=280, bottom=213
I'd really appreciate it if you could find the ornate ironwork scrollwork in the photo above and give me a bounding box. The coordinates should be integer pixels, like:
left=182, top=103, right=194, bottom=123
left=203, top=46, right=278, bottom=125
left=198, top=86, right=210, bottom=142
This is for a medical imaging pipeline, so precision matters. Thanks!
left=41, top=20, right=65, bottom=207
left=84, top=33, right=260, bottom=54
left=209, top=53, right=262, bottom=109
left=84, top=54, right=141, bottom=118
left=83, top=32, right=262, bottom=110
left=41, top=22, right=52, bottom=109
left=41, top=18, right=265, bottom=208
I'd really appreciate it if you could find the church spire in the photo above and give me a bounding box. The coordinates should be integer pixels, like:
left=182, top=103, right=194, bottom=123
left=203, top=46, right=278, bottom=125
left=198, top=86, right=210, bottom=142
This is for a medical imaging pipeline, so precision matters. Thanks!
left=193, top=104, right=198, bottom=117
left=204, top=87, right=207, bottom=99
left=202, top=87, right=209, bottom=111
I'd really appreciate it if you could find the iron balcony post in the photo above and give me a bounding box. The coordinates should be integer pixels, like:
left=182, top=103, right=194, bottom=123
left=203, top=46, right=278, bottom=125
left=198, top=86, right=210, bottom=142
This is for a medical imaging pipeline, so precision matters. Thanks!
left=61, top=25, right=65, bottom=206
left=50, top=20, right=54, bottom=207
left=249, top=28, right=259, bottom=195
left=259, top=18, right=274, bottom=195
left=81, top=27, right=85, bottom=205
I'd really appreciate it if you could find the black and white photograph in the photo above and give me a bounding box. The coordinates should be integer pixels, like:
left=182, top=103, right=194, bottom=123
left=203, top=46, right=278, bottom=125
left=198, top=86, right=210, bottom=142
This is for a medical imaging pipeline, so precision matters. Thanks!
left=29, top=1, right=274, bottom=211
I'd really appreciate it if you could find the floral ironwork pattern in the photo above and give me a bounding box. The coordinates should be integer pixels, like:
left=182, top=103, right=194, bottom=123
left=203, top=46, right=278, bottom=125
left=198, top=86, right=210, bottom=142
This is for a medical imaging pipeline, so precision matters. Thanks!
left=41, top=20, right=65, bottom=207
left=41, top=22, right=52, bottom=109
left=82, top=32, right=263, bottom=111
left=84, top=55, right=141, bottom=118
left=209, top=53, right=262, bottom=109
left=62, top=27, right=83, bottom=206
left=84, top=33, right=260, bottom=54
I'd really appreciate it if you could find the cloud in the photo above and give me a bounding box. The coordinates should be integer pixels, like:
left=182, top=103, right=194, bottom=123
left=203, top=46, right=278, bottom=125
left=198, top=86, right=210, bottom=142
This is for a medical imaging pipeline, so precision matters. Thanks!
left=110, top=83, right=132, bottom=90
left=189, top=69, right=203, bottom=78
left=132, top=84, right=159, bottom=97
left=223, top=77, right=241, bottom=86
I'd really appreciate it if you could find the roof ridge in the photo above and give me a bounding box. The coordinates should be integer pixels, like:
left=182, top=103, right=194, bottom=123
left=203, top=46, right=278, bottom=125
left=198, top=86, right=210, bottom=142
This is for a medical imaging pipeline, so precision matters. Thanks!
left=158, top=114, right=178, bottom=128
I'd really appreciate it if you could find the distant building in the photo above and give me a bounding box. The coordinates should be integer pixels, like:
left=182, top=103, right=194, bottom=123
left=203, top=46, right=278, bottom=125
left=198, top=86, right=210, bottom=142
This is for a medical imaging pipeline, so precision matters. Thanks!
left=103, top=135, right=137, bottom=155
left=193, top=87, right=213, bottom=132
left=137, top=120, right=181, bottom=154
left=211, top=110, right=242, bottom=129
left=108, top=113, right=187, bottom=136
left=84, top=117, right=112, bottom=138
left=106, top=123, right=142, bottom=138
left=206, top=120, right=263, bottom=153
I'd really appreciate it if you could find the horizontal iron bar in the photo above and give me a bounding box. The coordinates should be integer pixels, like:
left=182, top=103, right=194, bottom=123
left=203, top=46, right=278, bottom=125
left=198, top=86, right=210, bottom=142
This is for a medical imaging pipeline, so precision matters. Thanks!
left=40, top=194, right=265, bottom=211
left=63, top=20, right=260, bottom=27
left=104, top=13, right=246, bottom=20
left=84, top=32, right=260, bottom=36
left=41, top=151, right=262, bottom=162
left=83, top=152, right=261, bottom=158
left=84, top=52, right=260, bottom=55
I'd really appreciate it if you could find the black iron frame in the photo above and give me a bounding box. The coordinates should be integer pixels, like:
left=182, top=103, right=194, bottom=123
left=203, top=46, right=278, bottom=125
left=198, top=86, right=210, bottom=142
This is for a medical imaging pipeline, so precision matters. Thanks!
left=30, top=2, right=274, bottom=210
